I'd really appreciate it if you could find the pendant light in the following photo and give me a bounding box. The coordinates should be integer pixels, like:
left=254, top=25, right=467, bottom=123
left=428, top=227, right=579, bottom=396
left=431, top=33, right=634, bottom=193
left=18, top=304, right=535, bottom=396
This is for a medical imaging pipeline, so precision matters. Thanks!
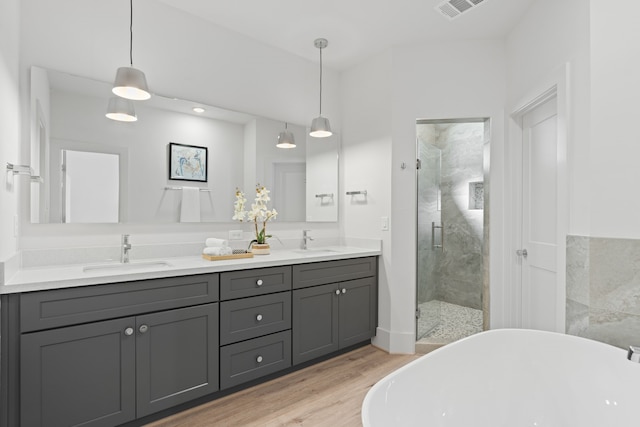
left=106, top=96, right=137, bottom=122
left=309, top=38, right=332, bottom=138
left=276, top=122, right=296, bottom=148
left=112, top=0, right=151, bottom=101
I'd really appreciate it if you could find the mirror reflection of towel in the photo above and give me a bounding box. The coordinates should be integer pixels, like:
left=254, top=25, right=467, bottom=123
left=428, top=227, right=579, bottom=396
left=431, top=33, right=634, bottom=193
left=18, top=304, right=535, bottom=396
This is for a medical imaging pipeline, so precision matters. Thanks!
left=180, top=187, right=201, bottom=222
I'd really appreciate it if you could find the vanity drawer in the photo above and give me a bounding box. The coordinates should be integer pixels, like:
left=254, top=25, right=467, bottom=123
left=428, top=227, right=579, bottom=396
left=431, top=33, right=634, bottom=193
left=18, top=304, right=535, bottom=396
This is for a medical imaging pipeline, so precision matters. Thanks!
left=220, top=292, right=291, bottom=345
left=220, top=266, right=291, bottom=300
left=20, top=274, right=219, bottom=332
left=293, top=257, right=377, bottom=289
left=220, top=331, right=291, bottom=389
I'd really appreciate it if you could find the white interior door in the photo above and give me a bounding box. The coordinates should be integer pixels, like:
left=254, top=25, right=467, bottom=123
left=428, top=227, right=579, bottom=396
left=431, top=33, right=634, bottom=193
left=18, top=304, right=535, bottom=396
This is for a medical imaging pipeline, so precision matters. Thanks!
left=62, top=149, right=120, bottom=223
left=272, top=162, right=306, bottom=222
left=520, top=96, right=561, bottom=332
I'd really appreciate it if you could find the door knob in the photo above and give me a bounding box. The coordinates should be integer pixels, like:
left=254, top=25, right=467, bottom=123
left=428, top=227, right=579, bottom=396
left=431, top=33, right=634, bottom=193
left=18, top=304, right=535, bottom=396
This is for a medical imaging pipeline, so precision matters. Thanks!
left=139, top=324, right=149, bottom=334
left=516, top=249, right=528, bottom=258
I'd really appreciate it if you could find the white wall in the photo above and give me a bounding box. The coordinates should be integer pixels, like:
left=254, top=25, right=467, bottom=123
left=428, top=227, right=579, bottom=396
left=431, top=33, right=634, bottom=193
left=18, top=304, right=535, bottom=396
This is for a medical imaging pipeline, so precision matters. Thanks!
left=590, top=0, right=640, bottom=238
left=341, top=40, right=507, bottom=352
left=341, top=51, right=393, bottom=349
left=18, top=0, right=341, bottom=248
left=0, top=0, right=20, bottom=274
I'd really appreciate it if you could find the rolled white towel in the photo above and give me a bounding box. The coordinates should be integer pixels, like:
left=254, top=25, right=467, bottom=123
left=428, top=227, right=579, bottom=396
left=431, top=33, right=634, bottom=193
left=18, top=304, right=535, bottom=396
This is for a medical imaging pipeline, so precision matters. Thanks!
left=205, top=237, right=229, bottom=247
left=203, top=247, right=222, bottom=256
left=220, top=246, right=233, bottom=256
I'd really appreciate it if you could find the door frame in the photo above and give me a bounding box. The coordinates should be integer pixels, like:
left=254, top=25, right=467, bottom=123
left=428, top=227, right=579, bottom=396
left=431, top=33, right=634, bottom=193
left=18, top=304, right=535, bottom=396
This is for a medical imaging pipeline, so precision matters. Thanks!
left=506, top=63, right=570, bottom=332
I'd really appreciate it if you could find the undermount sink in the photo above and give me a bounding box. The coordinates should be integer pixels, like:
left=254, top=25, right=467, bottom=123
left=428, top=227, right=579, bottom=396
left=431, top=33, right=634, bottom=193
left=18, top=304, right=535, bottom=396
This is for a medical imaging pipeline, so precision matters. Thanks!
left=83, top=261, right=172, bottom=273
left=293, top=248, right=339, bottom=255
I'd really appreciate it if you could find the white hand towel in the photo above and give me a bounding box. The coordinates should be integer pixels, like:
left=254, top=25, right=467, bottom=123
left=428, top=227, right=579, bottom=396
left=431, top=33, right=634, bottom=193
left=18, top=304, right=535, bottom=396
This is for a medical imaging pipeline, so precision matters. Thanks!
left=205, top=237, right=229, bottom=247
left=180, top=187, right=201, bottom=223
left=203, top=247, right=222, bottom=256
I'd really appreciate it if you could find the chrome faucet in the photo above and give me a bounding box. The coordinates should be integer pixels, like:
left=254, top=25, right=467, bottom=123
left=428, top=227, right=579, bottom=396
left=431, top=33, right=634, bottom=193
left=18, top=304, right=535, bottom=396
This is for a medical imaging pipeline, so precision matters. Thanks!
left=121, top=234, right=132, bottom=263
left=628, top=345, right=640, bottom=363
left=301, top=230, right=314, bottom=250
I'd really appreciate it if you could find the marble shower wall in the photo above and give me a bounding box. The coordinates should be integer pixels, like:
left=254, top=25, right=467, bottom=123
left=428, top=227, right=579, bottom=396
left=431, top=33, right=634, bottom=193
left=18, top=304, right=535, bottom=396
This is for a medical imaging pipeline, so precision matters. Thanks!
left=566, top=235, right=640, bottom=349
left=417, top=122, right=484, bottom=310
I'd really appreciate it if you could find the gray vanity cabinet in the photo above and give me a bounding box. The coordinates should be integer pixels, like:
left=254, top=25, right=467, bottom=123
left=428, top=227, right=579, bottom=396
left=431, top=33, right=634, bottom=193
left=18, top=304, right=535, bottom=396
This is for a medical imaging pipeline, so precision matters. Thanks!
left=292, top=257, right=377, bottom=365
left=3, top=257, right=378, bottom=427
left=219, top=266, right=293, bottom=390
left=135, top=303, right=219, bottom=417
left=21, top=317, right=136, bottom=427
left=18, top=274, right=220, bottom=427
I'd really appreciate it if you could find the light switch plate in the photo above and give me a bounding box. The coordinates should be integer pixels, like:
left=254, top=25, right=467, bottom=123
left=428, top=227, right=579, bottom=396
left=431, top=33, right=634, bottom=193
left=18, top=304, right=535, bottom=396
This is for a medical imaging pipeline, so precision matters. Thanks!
left=229, top=230, right=243, bottom=240
left=381, top=216, right=389, bottom=231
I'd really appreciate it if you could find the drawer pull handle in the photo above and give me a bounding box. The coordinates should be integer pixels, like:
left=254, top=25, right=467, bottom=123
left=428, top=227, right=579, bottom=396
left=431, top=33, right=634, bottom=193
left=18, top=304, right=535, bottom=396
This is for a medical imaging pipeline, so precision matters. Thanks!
left=139, top=324, right=149, bottom=334
left=256, top=355, right=263, bottom=363
left=335, top=289, right=340, bottom=295
left=342, top=288, right=347, bottom=294
left=256, top=314, right=263, bottom=322
left=124, top=327, right=134, bottom=336
left=256, top=279, right=264, bottom=286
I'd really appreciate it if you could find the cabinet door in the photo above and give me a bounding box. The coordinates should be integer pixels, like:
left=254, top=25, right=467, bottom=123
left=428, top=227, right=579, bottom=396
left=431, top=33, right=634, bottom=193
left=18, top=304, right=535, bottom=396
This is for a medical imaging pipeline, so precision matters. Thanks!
left=136, top=303, right=219, bottom=417
left=21, top=317, right=136, bottom=427
left=338, top=277, right=377, bottom=347
left=292, top=283, right=339, bottom=365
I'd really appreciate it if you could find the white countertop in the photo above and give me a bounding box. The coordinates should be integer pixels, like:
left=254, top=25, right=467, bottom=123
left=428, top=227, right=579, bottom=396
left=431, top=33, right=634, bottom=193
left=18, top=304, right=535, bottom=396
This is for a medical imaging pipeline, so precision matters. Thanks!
left=2, top=246, right=380, bottom=294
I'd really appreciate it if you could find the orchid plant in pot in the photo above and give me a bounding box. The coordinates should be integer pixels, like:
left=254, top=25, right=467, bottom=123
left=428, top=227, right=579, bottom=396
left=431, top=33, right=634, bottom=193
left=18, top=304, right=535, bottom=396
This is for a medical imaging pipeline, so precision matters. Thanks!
left=233, top=184, right=278, bottom=254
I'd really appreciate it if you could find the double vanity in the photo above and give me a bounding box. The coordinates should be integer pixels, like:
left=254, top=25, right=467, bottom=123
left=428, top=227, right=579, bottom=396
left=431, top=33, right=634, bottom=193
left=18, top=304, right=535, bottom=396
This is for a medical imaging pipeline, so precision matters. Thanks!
left=0, top=245, right=379, bottom=427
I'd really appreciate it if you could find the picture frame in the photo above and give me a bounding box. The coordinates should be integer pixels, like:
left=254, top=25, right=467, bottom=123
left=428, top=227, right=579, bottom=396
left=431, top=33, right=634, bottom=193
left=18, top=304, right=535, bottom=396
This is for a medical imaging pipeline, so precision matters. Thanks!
left=169, top=142, right=208, bottom=182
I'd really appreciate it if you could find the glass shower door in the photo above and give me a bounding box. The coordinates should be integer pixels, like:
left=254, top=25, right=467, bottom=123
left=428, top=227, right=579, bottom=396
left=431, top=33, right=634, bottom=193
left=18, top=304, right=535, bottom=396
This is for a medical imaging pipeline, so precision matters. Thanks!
left=416, top=143, right=442, bottom=340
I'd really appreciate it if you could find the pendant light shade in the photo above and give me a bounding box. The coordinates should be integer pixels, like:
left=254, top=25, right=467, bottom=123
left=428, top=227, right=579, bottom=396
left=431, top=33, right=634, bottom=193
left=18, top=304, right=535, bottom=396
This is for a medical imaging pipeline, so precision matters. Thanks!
left=112, top=0, right=150, bottom=101
left=112, top=66, right=150, bottom=100
left=106, top=96, right=137, bottom=122
left=277, top=123, right=296, bottom=148
left=310, top=116, right=332, bottom=138
left=310, top=38, right=332, bottom=138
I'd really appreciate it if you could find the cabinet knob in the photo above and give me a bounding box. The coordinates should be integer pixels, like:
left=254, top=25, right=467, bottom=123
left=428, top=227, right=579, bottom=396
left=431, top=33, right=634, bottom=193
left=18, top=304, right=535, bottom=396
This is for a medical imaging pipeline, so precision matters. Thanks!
left=256, top=314, right=263, bottom=322
left=335, top=289, right=340, bottom=295
left=342, top=288, right=347, bottom=294
left=124, top=327, right=134, bottom=336
left=256, top=279, right=264, bottom=286
left=256, top=355, right=263, bottom=363
left=139, top=324, right=149, bottom=334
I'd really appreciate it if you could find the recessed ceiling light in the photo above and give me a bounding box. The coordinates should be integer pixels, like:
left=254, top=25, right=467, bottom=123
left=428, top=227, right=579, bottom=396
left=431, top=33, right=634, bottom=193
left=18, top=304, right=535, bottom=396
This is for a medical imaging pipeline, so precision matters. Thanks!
left=193, top=107, right=205, bottom=113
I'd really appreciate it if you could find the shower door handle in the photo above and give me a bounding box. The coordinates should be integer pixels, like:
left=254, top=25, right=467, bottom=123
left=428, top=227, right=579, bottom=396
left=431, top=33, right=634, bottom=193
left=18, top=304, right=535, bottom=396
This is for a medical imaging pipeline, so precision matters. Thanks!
left=431, top=222, right=443, bottom=251
left=516, top=249, right=528, bottom=258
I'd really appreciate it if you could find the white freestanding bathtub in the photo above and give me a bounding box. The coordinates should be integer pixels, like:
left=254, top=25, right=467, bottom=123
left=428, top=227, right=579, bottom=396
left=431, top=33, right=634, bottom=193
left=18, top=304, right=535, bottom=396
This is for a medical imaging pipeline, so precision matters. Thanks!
left=362, top=329, right=640, bottom=426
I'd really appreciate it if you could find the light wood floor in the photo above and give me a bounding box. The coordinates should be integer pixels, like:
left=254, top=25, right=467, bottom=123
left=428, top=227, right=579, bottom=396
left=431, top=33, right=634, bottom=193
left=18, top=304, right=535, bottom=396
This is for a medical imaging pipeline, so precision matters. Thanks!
left=145, top=345, right=420, bottom=427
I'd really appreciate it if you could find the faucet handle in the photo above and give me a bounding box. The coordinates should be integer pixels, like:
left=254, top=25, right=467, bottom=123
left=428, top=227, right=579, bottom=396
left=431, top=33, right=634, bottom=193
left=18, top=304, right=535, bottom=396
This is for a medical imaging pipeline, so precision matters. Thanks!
left=628, top=345, right=640, bottom=363
left=122, top=234, right=130, bottom=243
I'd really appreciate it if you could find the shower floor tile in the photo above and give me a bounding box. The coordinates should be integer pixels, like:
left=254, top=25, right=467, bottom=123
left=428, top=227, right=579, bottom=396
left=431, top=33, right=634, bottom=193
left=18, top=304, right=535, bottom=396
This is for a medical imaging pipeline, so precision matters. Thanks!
left=417, top=300, right=483, bottom=344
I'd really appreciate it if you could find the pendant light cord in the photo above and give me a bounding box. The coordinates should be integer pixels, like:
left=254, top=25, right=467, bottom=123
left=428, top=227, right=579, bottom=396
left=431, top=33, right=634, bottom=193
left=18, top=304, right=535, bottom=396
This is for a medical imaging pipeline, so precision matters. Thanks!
left=129, top=0, right=134, bottom=66
left=318, top=46, right=323, bottom=116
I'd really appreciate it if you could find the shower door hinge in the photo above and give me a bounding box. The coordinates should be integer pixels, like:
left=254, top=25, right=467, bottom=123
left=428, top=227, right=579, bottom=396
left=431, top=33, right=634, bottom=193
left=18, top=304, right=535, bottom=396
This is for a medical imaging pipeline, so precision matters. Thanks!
left=416, top=307, right=421, bottom=319
left=416, top=158, right=422, bottom=170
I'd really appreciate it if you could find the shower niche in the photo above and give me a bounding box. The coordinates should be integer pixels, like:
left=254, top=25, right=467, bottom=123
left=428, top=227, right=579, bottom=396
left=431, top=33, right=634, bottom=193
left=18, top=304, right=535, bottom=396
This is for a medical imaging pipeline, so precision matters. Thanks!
left=416, top=118, right=489, bottom=347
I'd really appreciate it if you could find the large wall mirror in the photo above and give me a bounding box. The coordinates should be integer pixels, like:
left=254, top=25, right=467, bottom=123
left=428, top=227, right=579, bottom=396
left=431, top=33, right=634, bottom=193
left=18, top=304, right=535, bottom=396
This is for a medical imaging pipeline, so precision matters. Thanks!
left=28, top=66, right=339, bottom=224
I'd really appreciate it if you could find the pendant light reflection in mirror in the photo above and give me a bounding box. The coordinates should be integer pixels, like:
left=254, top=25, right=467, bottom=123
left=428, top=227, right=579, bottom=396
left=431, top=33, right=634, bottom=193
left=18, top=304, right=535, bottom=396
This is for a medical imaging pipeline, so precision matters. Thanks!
left=277, top=122, right=296, bottom=148
left=309, top=38, right=332, bottom=138
left=107, top=0, right=151, bottom=122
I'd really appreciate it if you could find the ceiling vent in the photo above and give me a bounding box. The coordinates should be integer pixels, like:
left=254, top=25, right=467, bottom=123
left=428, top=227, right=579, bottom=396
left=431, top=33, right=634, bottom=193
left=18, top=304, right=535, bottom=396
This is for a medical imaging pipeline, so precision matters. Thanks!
left=435, top=0, right=487, bottom=20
